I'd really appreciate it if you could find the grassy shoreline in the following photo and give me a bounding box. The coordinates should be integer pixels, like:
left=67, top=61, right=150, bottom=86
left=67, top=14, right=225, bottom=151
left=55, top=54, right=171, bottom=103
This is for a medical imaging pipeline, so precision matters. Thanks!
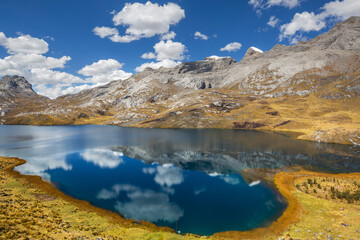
left=1, top=156, right=360, bottom=239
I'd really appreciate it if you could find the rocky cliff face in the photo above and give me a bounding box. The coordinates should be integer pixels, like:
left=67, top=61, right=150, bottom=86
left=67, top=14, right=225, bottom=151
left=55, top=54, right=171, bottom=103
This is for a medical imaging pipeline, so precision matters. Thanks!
left=0, top=75, right=49, bottom=124
left=1, top=17, right=360, bottom=145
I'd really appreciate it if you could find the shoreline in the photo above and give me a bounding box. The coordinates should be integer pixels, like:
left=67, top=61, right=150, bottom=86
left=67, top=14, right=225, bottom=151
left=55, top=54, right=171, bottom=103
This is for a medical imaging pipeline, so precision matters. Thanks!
left=1, top=156, right=360, bottom=239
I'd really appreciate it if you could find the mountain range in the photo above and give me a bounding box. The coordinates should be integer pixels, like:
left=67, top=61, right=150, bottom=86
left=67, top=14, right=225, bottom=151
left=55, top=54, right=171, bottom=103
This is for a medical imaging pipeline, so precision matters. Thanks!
left=1, top=17, right=359, bottom=145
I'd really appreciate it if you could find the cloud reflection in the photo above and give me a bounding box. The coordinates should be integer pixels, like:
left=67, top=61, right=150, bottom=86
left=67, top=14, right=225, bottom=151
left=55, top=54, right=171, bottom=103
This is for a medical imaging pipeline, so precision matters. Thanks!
left=15, top=154, right=72, bottom=181
left=143, top=163, right=184, bottom=188
left=97, top=184, right=184, bottom=223
left=80, top=149, right=124, bottom=168
left=208, top=172, right=241, bottom=185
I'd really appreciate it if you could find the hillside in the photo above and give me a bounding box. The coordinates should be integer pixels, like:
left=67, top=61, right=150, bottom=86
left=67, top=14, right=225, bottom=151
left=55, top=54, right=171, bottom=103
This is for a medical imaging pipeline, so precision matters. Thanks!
left=1, top=17, right=360, bottom=145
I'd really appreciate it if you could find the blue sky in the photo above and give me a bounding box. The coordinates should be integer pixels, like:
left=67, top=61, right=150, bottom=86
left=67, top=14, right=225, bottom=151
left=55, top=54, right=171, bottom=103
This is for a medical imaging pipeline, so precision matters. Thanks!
left=0, top=0, right=359, bottom=98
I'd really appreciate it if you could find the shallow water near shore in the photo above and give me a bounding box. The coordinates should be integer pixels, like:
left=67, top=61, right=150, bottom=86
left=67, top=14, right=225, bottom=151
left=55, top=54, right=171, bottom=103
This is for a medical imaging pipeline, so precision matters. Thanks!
left=0, top=125, right=359, bottom=235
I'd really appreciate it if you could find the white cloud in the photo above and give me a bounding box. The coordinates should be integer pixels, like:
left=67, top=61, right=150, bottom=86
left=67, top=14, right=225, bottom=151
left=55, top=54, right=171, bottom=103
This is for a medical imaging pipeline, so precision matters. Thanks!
left=2, top=54, right=71, bottom=71
left=249, top=0, right=300, bottom=13
left=93, top=26, right=119, bottom=38
left=321, top=0, right=360, bottom=20
left=267, top=0, right=300, bottom=8
left=141, top=52, right=156, bottom=59
left=248, top=0, right=263, bottom=9
left=94, top=2, right=185, bottom=43
left=160, top=31, right=176, bottom=40
left=30, top=68, right=82, bottom=85
left=153, top=40, right=186, bottom=61
left=135, top=59, right=181, bottom=72
left=194, top=31, right=209, bottom=40
left=220, top=42, right=242, bottom=52
left=267, top=16, right=279, bottom=27
left=280, top=12, right=326, bottom=40
left=279, top=0, right=360, bottom=43
left=137, top=39, right=186, bottom=72
left=0, top=32, right=48, bottom=54
left=78, top=59, right=132, bottom=84
left=60, top=84, right=96, bottom=95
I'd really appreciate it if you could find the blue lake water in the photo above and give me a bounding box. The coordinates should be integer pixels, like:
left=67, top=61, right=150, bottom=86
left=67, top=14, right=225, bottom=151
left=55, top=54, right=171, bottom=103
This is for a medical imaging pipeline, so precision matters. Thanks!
left=0, top=125, right=359, bottom=235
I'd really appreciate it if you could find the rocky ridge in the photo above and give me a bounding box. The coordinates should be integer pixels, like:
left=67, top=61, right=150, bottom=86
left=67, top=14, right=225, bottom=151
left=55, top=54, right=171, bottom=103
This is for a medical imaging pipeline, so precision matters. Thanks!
left=1, top=17, right=360, bottom=145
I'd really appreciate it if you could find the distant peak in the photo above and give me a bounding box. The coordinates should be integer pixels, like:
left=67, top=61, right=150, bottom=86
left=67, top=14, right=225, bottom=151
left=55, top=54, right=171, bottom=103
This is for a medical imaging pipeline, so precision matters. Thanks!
left=0, top=75, right=37, bottom=96
left=243, top=46, right=264, bottom=59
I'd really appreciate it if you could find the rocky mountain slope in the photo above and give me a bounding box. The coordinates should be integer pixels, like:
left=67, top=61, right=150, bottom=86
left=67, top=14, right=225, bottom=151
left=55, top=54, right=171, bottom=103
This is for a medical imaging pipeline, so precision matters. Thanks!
left=1, top=17, right=360, bottom=145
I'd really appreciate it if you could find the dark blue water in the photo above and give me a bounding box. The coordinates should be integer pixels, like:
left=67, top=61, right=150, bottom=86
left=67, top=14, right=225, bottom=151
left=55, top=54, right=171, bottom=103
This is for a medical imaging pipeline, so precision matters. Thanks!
left=0, top=125, right=359, bottom=235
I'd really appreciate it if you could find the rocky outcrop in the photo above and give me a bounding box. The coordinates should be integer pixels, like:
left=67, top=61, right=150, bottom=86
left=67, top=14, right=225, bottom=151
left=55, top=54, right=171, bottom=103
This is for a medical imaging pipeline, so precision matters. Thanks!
left=0, top=75, right=39, bottom=97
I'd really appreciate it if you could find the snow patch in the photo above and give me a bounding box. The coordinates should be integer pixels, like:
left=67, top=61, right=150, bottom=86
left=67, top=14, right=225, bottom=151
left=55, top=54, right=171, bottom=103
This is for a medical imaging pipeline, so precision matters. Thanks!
left=250, top=47, right=263, bottom=53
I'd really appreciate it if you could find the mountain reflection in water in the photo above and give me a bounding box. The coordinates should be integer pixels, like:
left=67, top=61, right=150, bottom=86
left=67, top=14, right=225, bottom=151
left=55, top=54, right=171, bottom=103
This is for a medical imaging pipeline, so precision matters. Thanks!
left=0, top=125, right=359, bottom=235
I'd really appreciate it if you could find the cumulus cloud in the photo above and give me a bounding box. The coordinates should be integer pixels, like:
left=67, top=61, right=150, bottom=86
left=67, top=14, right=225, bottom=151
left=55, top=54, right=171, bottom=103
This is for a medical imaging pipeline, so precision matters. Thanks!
left=153, top=40, right=186, bottom=61
left=30, top=68, right=82, bottom=85
left=94, top=2, right=185, bottom=43
left=280, top=12, right=326, bottom=40
left=78, top=59, right=132, bottom=83
left=220, top=42, right=242, bottom=52
left=93, top=26, right=119, bottom=38
left=321, top=0, right=360, bottom=20
left=135, top=59, right=181, bottom=72
left=194, top=31, right=209, bottom=40
left=0, top=32, right=48, bottom=54
left=141, top=52, right=156, bottom=59
left=80, top=149, right=124, bottom=169
left=137, top=39, right=186, bottom=72
left=267, top=16, right=279, bottom=27
left=279, top=0, right=360, bottom=43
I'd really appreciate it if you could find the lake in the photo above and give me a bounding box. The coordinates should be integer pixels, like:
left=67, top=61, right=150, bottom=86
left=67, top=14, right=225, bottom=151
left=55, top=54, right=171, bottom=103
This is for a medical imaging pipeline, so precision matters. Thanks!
left=0, top=125, right=359, bottom=235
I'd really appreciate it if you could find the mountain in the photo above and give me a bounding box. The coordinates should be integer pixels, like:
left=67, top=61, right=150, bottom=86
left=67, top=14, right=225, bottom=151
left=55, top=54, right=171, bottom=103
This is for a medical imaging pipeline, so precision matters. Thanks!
left=1, top=17, right=360, bottom=145
left=0, top=75, right=50, bottom=124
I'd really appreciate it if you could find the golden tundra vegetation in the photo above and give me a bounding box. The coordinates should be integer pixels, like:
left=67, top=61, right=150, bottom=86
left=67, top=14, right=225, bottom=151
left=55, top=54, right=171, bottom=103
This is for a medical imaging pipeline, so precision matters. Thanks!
left=1, top=156, right=360, bottom=240
left=4, top=90, right=360, bottom=145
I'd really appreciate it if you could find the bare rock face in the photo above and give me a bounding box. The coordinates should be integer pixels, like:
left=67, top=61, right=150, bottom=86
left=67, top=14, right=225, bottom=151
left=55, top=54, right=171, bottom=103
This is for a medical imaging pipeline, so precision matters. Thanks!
left=177, top=56, right=236, bottom=74
left=0, top=75, right=37, bottom=97
left=243, top=47, right=263, bottom=59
